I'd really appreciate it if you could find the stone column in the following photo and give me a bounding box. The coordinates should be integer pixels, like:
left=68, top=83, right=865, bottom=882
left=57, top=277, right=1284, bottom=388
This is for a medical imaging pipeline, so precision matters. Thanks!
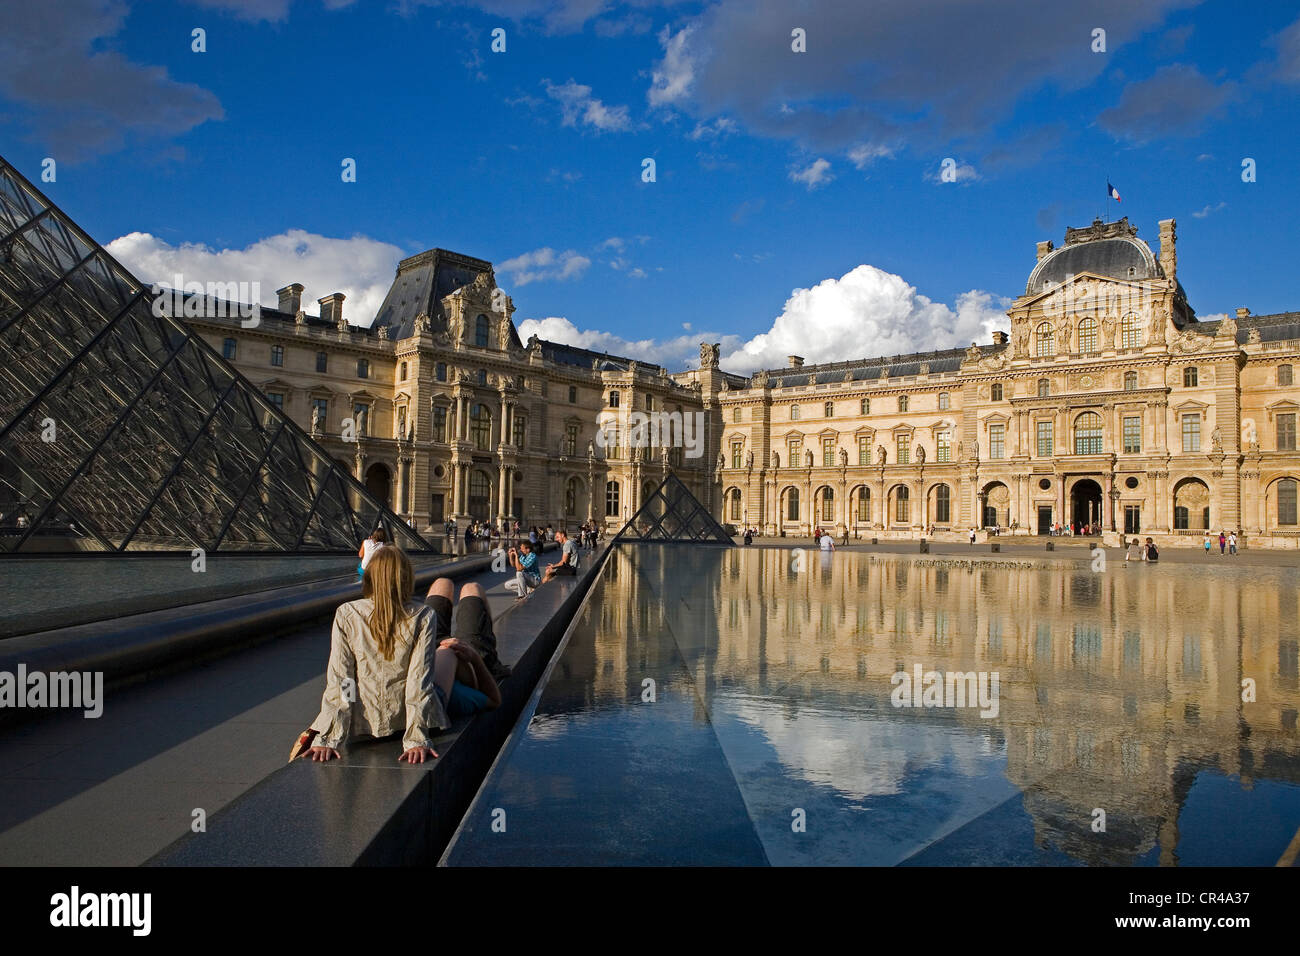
left=497, top=463, right=508, bottom=523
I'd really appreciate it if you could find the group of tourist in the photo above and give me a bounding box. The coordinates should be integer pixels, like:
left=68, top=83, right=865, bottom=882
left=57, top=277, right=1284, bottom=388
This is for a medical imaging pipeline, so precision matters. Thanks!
left=1046, top=522, right=1102, bottom=536
left=1123, top=538, right=1162, bottom=562
left=1202, top=530, right=1240, bottom=556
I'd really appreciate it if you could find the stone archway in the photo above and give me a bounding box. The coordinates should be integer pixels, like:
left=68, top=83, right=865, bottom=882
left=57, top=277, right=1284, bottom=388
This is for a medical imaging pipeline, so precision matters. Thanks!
left=981, top=481, right=1010, bottom=528
left=1173, top=477, right=1211, bottom=531
left=1070, top=478, right=1103, bottom=531
left=364, top=462, right=392, bottom=507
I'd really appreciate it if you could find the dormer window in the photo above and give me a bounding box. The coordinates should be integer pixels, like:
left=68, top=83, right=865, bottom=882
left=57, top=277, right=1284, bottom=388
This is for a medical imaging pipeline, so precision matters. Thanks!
left=475, top=314, right=490, bottom=348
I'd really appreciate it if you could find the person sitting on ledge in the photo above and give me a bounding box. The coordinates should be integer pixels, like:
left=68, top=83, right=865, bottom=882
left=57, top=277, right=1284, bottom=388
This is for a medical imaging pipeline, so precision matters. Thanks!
left=542, top=529, right=578, bottom=583
left=295, top=548, right=500, bottom=764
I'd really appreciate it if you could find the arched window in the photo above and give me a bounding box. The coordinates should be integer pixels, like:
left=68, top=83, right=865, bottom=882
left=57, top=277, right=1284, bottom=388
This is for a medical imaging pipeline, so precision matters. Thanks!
left=855, top=486, right=870, bottom=522
left=565, top=477, right=578, bottom=516
left=1124, top=370, right=1138, bottom=390
left=935, top=484, right=951, bottom=523
left=1074, top=412, right=1103, bottom=455
left=898, top=395, right=909, bottom=412
left=1035, top=322, right=1055, bottom=357
left=605, top=481, right=620, bottom=517
left=1279, top=478, right=1298, bottom=526
left=475, top=314, right=490, bottom=348
left=895, top=486, right=910, bottom=523
left=786, top=488, right=800, bottom=522
left=1038, top=378, right=1050, bottom=398
left=728, top=488, right=742, bottom=521
left=1121, top=314, right=1142, bottom=349
left=820, top=487, right=834, bottom=522
left=470, top=403, right=492, bottom=450
left=1078, top=318, right=1098, bottom=354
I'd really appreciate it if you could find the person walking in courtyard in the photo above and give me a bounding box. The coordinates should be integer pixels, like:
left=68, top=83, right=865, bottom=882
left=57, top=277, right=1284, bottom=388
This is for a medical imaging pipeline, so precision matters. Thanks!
left=1203, top=534, right=1213, bottom=556
left=742, top=527, right=753, bottom=546
left=1229, top=531, right=1238, bottom=555
left=841, top=525, right=849, bottom=546
left=969, top=527, right=977, bottom=545
left=1219, top=530, right=1227, bottom=555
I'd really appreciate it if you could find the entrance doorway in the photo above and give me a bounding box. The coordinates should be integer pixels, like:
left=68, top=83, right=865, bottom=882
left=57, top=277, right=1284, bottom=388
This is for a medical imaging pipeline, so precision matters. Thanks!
left=468, top=471, right=491, bottom=523
left=1124, top=505, right=1141, bottom=535
left=364, top=463, right=391, bottom=508
left=1070, top=478, right=1103, bottom=531
left=1037, top=506, right=1053, bottom=535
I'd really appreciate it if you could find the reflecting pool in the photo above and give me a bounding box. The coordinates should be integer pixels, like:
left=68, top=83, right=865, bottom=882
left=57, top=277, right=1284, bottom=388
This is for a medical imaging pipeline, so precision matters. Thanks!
left=444, top=544, right=1300, bottom=866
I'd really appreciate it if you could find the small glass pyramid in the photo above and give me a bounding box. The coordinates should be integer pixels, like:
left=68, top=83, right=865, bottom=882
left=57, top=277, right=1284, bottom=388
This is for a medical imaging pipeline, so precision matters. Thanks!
left=613, top=473, right=734, bottom=544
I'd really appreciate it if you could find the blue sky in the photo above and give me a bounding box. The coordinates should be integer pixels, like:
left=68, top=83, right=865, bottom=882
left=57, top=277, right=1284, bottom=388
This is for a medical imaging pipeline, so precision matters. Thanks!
left=2, top=0, right=1298, bottom=371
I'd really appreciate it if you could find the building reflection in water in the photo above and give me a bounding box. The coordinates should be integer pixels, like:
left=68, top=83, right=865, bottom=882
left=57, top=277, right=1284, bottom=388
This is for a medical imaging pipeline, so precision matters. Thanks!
left=540, top=545, right=1300, bottom=865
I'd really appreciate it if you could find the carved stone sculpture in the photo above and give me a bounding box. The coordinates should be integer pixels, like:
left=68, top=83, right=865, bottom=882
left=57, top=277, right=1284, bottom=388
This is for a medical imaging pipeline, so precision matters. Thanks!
left=877, top=445, right=887, bottom=465
left=700, top=342, right=720, bottom=368
left=745, top=449, right=754, bottom=468
left=1101, top=314, right=1116, bottom=348
left=915, top=445, right=926, bottom=464
left=771, top=450, right=780, bottom=468
left=1211, top=426, right=1222, bottom=451
left=806, top=449, right=815, bottom=468
left=838, top=447, right=848, bottom=467
left=717, top=450, right=726, bottom=471
left=310, top=405, right=321, bottom=436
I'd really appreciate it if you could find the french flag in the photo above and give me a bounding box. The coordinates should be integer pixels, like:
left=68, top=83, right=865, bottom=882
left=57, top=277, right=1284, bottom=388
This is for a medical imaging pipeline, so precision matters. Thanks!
left=1107, top=181, right=1122, bottom=203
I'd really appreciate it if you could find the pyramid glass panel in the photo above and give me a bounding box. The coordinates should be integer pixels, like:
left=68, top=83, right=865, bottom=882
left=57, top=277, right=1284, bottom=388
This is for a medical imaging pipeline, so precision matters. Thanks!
left=0, top=156, right=432, bottom=554
left=612, top=473, right=733, bottom=544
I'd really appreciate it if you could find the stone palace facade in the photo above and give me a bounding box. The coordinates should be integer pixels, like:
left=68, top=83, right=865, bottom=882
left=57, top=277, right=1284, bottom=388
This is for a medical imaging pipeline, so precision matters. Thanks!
left=192, top=216, right=1300, bottom=547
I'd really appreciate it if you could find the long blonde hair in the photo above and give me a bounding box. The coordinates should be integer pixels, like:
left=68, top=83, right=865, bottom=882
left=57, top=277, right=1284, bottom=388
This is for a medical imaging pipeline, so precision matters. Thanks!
left=361, top=546, right=413, bottom=660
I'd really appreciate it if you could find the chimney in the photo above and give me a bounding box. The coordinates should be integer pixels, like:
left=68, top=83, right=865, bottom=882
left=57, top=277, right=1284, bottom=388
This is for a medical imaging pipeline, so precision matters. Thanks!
left=318, top=292, right=346, bottom=327
left=1158, top=219, right=1177, bottom=280
left=1236, top=307, right=1250, bottom=319
left=1036, top=240, right=1054, bottom=260
left=788, top=355, right=804, bottom=368
left=276, top=283, right=303, bottom=314
left=992, top=330, right=1009, bottom=345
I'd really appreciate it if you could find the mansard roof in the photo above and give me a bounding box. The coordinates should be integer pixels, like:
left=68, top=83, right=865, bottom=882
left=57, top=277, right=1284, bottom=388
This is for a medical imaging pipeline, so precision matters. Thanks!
left=538, top=339, right=664, bottom=374
left=1027, top=219, right=1162, bottom=295
left=370, top=248, right=495, bottom=341
left=758, top=344, right=1000, bottom=388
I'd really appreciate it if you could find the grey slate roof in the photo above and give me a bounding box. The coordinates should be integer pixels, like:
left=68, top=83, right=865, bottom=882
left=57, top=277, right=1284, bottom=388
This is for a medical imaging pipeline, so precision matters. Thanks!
left=1029, top=237, right=1159, bottom=294
left=1192, top=311, right=1300, bottom=344
left=370, top=248, right=522, bottom=347
left=538, top=339, right=664, bottom=373
left=761, top=344, right=997, bottom=388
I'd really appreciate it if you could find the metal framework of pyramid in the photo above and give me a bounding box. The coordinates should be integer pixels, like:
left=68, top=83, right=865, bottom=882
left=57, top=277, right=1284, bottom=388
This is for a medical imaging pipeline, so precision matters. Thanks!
left=0, top=155, right=431, bottom=554
left=612, top=473, right=734, bottom=544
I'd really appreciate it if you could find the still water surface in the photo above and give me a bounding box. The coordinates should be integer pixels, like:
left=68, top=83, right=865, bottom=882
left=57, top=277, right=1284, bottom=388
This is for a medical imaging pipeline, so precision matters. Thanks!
left=446, top=544, right=1300, bottom=865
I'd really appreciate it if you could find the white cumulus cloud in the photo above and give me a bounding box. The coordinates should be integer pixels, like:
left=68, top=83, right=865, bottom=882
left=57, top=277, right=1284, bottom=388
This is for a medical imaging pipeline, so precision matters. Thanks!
left=498, top=246, right=592, bottom=285
left=790, top=157, right=833, bottom=189
left=543, top=78, right=632, bottom=132
left=105, top=229, right=404, bottom=324
left=648, top=24, right=698, bottom=107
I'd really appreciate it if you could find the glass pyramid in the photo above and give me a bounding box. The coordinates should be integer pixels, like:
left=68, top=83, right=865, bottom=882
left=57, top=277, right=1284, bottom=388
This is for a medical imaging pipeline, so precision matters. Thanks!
left=0, top=155, right=431, bottom=553
left=612, top=473, right=734, bottom=544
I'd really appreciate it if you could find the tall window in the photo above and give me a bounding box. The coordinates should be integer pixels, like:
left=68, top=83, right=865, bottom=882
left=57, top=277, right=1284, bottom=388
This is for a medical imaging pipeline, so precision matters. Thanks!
left=732, top=440, right=744, bottom=469
left=266, top=391, right=283, bottom=409
left=568, top=386, right=577, bottom=404
left=791, top=405, right=801, bottom=420
left=1123, top=416, right=1142, bottom=454
left=513, top=415, right=527, bottom=448
left=1181, top=414, right=1201, bottom=452
left=1121, top=314, right=1141, bottom=349
left=564, top=424, right=579, bottom=457
left=1038, top=378, right=1050, bottom=397
left=896, top=433, right=910, bottom=464
left=476, top=369, right=488, bottom=386
left=895, top=486, right=910, bottom=523
left=1124, top=370, right=1138, bottom=390
left=432, top=406, right=447, bottom=442
left=316, top=351, right=328, bottom=373
left=1078, top=318, right=1098, bottom=354
left=605, top=481, right=620, bottom=517
left=823, top=437, right=836, bottom=467
left=1183, top=367, right=1198, bottom=388
left=222, top=337, right=236, bottom=360
left=399, top=361, right=408, bottom=381
left=609, top=391, right=620, bottom=408
left=311, top=397, right=329, bottom=426
left=1278, top=412, right=1297, bottom=452
left=1036, top=421, right=1054, bottom=457
left=935, top=484, right=951, bottom=524
left=1035, top=322, right=1055, bottom=357
left=1281, top=364, right=1294, bottom=386
left=937, top=431, right=951, bottom=462
left=1279, top=478, right=1298, bottom=526
left=605, top=424, right=621, bottom=459
left=989, top=424, right=1005, bottom=460
left=733, top=407, right=742, bottom=423
left=860, top=398, right=870, bottom=415
left=787, top=488, right=800, bottom=522
left=357, top=358, right=369, bottom=379
left=436, top=362, right=447, bottom=382
left=475, top=314, right=490, bottom=347
left=898, top=395, right=909, bottom=413
left=855, top=486, right=870, bottom=522
left=270, top=345, right=284, bottom=367
left=820, top=487, right=834, bottom=522
left=789, top=437, right=803, bottom=465
left=729, top=489, right=742, bottom=521
left=858, top=436, right=870, bottom=465
left=990, top=384, right=1002, bottom=402
left=470, top=404, right=492, bottom=450
left=938, top=392, right=950, bottom=410
left=565, top=478, right=578, bottom=516
left=1075, top=412, right=1103, bottom=455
